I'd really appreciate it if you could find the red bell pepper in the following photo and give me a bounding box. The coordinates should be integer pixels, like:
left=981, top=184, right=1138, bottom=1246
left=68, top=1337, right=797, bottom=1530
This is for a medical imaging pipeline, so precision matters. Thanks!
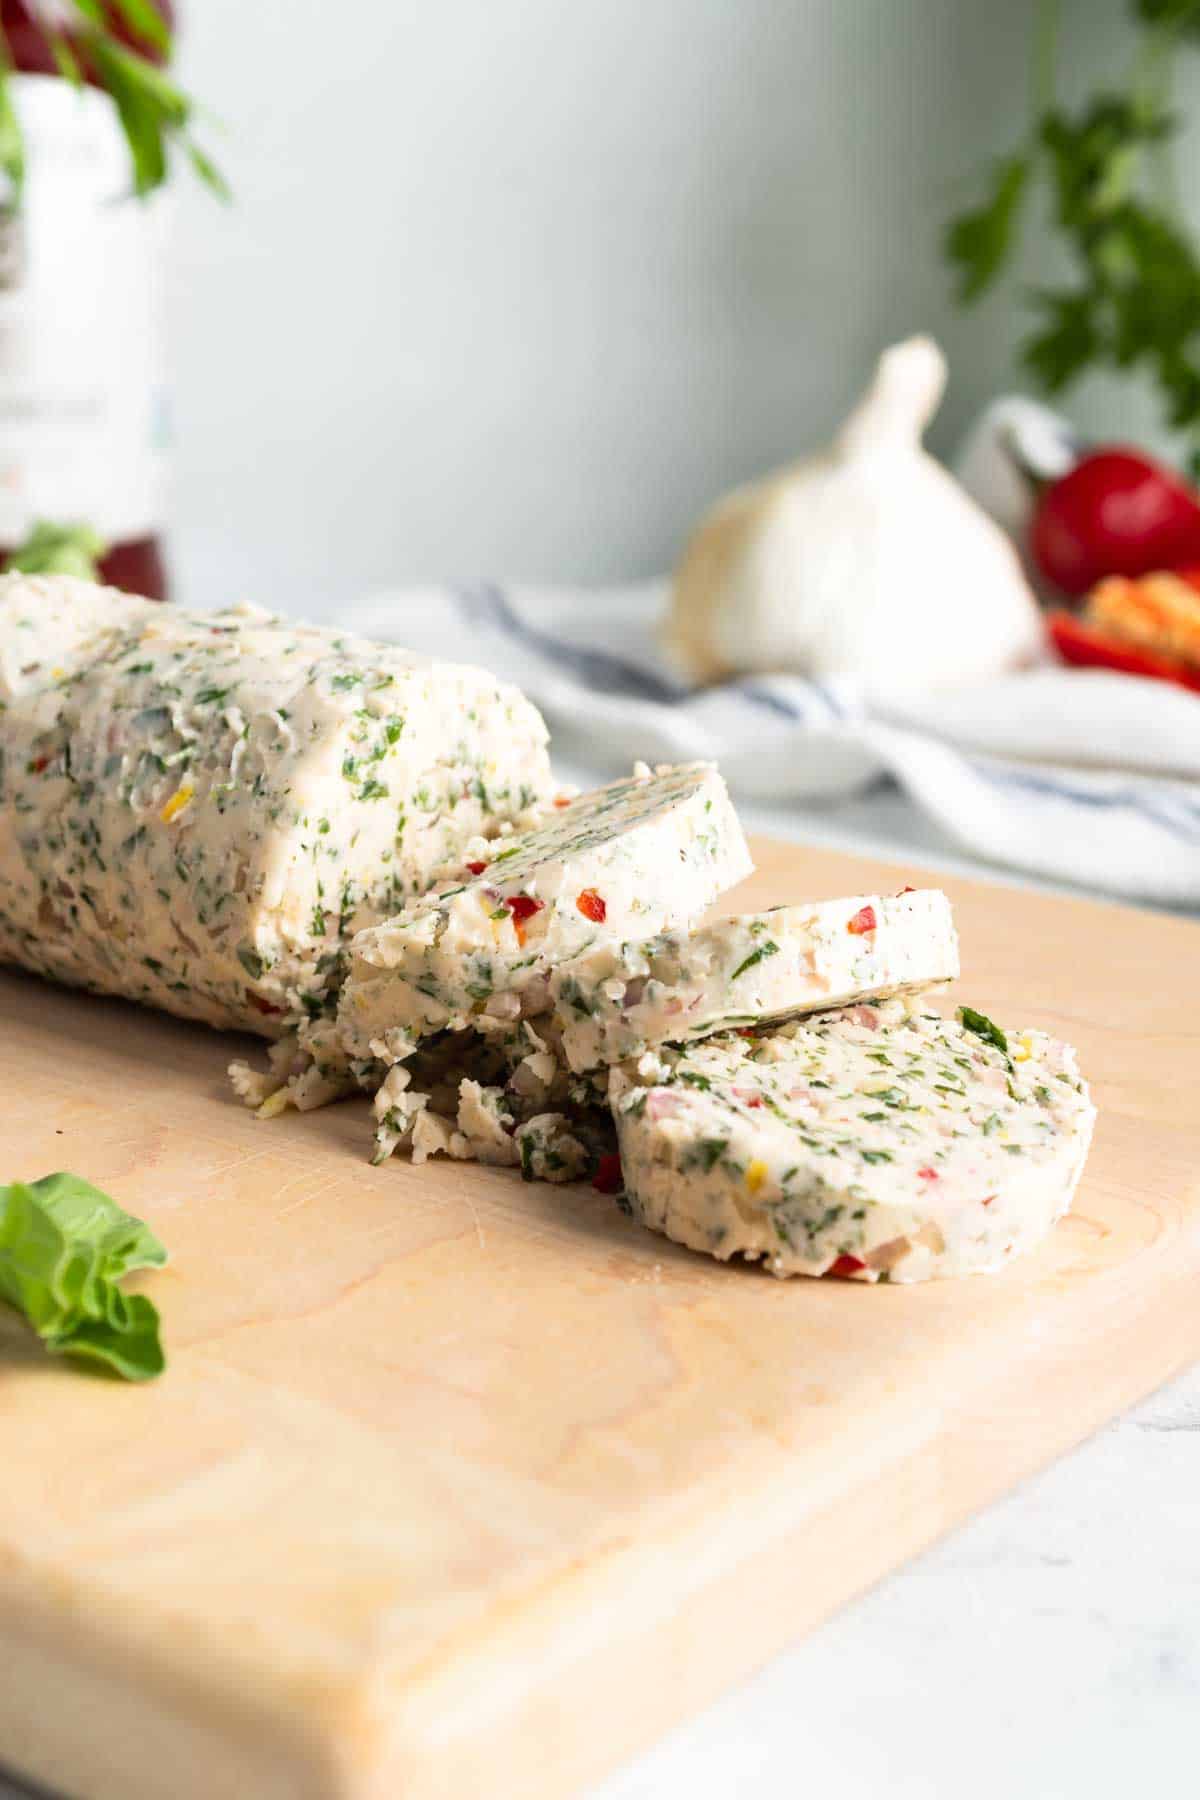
left=1047, top=610, right=1200, bottom=695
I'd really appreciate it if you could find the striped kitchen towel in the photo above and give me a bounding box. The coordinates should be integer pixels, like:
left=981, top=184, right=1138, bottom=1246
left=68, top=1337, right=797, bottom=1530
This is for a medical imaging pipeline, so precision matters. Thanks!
left=345, top=582, right=1200, bottom=906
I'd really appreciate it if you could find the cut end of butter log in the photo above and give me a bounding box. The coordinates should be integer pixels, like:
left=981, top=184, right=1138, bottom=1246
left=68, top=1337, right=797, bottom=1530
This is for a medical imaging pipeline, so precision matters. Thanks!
left=338, top=761, right=754, bottom=1064
left=551, top=888, right=959, bottom=1072
left=611, top=998, right=1096, bottom=1283
left=0, top=574, right=552, bottom=1035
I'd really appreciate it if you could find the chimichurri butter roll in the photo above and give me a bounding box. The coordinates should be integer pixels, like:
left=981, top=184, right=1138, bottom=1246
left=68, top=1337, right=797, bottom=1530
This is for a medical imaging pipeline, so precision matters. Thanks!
left=0, top=574, right=552, bottom=1034
left=551, top=888, right=959, bottom=1072
left=610, top=999, right=1095, bottom=1282
left=338, top=761, right=754, bottom=1066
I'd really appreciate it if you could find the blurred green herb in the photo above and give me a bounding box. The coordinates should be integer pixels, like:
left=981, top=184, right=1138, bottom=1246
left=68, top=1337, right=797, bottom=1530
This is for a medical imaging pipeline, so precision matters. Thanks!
left=945, top=0, right=1200, bottom=470
left=0, top=1, right=226, bottom=203
left=8, top=519, right=106, bottom=579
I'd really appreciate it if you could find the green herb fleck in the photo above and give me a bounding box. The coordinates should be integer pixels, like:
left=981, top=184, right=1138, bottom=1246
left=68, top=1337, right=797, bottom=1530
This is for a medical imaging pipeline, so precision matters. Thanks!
left=959, top=1007, right=1009, bottom=1056
left=730, top=940, right=780, bottom=982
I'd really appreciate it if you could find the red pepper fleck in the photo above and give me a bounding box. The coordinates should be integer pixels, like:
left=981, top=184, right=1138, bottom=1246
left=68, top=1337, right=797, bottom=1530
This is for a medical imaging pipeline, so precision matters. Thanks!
left=577, top=887, right=607, bottom=923
left=30, top=755, right=51, bottom=773
left=249, top=993, right=282, bottom=1016
left=982, top=1194, right=997, bottom=1208
left=504, top=891, right=544, bottom=946
left=826, top=1254, right=866, bottom=1278
left=466, top=860, right=488, bottom=875
left=847, top=905, right=877, bottom=936
left=553, top=793, right=573, bottom=809
left=745, top=1096, right=763, bottom=1108
left=592, top=1152, right=624, bottom=1194
left=917, top=1166, right=939, bottom=1181
left=897, top=885, right=916, bottom=895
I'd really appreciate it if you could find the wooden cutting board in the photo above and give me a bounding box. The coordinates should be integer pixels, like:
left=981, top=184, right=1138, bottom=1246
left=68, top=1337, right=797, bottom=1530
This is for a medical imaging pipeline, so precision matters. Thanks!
left=1, top=838, right=1197, bottom=1800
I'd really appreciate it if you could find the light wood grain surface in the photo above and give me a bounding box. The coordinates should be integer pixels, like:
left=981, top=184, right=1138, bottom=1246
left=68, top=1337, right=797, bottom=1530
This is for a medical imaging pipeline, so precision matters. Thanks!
left=0, top=837, right=1196, bottom=1800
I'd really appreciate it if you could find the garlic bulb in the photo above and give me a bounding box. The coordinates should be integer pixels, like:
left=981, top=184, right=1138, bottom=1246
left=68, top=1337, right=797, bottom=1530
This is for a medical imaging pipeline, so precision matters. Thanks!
left=665, top=337, right=1044, bottom=696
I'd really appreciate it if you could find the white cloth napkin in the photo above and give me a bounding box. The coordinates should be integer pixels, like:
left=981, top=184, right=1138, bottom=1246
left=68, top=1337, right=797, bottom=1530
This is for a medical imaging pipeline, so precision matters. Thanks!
left=344, top=582, right=1200, bottom=906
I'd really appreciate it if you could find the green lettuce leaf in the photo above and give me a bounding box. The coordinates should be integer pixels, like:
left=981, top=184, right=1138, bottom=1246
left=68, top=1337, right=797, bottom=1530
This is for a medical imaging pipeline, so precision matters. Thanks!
left=0, top=1173, right=167, bottom=1382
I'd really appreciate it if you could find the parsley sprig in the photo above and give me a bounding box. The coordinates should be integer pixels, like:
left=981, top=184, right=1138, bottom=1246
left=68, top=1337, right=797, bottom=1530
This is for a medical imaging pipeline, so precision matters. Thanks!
left=945, top=0, right=1200, bottom=471
left=0, top=1, right=226, bottom=203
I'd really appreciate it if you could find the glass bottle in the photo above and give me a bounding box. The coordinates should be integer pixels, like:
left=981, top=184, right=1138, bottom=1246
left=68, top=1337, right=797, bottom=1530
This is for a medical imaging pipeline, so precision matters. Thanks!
left=0, top=1, right=174, bottom=597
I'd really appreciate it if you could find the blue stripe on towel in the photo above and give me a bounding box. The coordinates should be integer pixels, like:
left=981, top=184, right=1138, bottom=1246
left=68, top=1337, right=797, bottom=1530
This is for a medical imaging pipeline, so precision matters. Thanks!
left=458, top=585, right=686, bottom=704
left=457, top=586, right=840, bottom=726
left=733, top=681, right=817, bottom=723
left=966, top=757, right=1200, bottom=845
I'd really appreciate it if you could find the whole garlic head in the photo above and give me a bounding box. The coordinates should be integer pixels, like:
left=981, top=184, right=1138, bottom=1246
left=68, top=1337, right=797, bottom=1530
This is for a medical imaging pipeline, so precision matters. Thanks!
left=665, top=337, right=1044, bottom=697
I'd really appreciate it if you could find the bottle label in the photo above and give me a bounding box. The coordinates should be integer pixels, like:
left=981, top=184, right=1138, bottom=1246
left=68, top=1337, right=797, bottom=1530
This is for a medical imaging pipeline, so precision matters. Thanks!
left=0, top=75, right=167, bottom=543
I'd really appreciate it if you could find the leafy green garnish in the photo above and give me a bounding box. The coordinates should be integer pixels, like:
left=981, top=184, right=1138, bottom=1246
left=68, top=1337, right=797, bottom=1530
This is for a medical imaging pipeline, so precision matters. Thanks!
left=0, top=1173, right=167, bottom=1381
left=730, top=940, right=780, bottom=982
left=946, top=154, right=1030, bottom=303
left=958, top=1006, right=1009, bottom=1056
left=7, top=519, right=106, bottom=581
left=0, top=3, right=226, bottom=204
left=944, top=0, right=1200, bottom=470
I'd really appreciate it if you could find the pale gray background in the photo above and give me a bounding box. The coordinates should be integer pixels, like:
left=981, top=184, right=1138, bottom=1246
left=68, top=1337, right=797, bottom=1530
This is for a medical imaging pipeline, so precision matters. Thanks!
left=165, top=0, right=1173, bottom=619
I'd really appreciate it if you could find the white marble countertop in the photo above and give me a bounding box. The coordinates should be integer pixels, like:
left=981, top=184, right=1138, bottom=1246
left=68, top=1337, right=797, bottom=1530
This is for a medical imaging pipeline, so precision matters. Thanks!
left=3, top=786, right=1194, bottom=1800
left=596, top=1361, right=1200, bottom=1800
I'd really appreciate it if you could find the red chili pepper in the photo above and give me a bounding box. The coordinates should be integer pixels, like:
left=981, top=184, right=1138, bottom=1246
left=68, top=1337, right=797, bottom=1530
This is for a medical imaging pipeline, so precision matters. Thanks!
left=745, top=1096, right=763, bottom=1108
left=826, top=1254, right=866, bottom=1278
left=576, top=888, right=607, bottom=923
left=1031, top=447, right=1200, bottom=596
left=847, top=905, right=877, bottom=936
left=1047, top=610, right=1200, bottom=695
left=466, top=860, right=488, bottom=875
left=553, top=794, right=573, bottom=809
left=917, top=1166, right=938, bottom=1181
left=30, top=755, right=50, bottom=773
left=897, top=885, right=915, bottom=895
left=982, top=1194, right=997, bottom=1209
left=248, top=993, right=282, bottom=1016
left=592, top=1152, right=624, bottom=1194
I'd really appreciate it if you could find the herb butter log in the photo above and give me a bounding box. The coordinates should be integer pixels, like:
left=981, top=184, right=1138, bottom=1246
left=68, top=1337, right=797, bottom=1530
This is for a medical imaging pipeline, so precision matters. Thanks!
left=610, top=1000, right=1095, bottom=1282
left=338, top=762, right=753, bottom=1066
left=551, top=889, right=958, bottom=1072
left=0, top=575, right=551, bottom=1034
